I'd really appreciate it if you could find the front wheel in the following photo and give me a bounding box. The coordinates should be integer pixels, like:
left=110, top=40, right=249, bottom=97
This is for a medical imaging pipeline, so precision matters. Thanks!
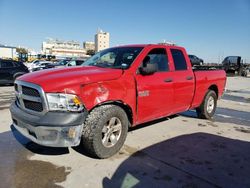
left=196, top=90, right=217, bottom=119
left=81, top=105, right=128, bottom=159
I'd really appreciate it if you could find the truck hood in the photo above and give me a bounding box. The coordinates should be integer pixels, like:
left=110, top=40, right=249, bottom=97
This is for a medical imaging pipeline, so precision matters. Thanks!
left=18, top=66, right=123, bottom=92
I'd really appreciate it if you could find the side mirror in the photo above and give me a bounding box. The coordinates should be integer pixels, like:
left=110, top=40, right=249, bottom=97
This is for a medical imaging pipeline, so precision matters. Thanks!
left=139, top=63, right=158, bottom=75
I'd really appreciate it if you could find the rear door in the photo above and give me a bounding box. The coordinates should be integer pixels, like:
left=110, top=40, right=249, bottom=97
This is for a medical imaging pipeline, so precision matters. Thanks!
left=136, top=47, right=174, bottom=124
left=169, top=48, right=195, bottom=113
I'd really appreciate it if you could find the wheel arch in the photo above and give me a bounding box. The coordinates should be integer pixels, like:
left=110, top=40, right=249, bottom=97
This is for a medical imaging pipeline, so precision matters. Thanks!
left=89, top=100, right=133, bottom=127
left=208, top=84, right=218, bottom=97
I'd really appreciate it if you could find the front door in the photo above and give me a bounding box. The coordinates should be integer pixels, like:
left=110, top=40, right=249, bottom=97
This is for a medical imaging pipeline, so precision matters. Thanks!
left=136, top=48, right=174, bottom=124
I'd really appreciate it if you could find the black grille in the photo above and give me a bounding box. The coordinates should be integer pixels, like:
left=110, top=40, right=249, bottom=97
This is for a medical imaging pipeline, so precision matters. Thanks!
left=22, top=86, right=40, bottom=97
left=23, top=100, right=43, bottom=112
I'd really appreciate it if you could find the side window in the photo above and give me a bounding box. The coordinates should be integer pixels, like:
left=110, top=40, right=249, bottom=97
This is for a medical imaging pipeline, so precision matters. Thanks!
left=0, top=61, right=14, bottom=68
left=171, top=49, right=187, bottom=71
left=142, top=48, right=169, bottom=72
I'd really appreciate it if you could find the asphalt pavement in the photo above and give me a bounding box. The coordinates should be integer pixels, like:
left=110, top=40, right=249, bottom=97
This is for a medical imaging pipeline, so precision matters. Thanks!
left=0, top=77, right=250, bottom=188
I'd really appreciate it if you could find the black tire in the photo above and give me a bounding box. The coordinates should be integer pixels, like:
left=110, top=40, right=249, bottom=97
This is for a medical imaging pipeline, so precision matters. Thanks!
left=196, top=90, right=217, bottom=119
left=81, top=105, right=128, bottom=159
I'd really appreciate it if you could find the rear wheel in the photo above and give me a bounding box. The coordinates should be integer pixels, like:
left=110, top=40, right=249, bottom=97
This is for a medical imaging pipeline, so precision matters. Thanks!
left=196, top=90, right=217, bottom=119
left=81, top=105, right=128, bottom=159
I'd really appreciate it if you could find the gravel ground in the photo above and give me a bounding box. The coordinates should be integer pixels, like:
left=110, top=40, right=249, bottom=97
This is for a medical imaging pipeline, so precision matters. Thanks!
left=0, top=76, right=249, bottom=188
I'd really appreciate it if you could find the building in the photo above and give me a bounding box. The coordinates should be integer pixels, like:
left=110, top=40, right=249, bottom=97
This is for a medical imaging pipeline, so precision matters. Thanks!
left=95, top=30, right=110, bottom=52
left=0, top=45, right=17, bottom=59
left=42, top=38, right=87, bottom=58
left=83, top=41, right=95, bottom=51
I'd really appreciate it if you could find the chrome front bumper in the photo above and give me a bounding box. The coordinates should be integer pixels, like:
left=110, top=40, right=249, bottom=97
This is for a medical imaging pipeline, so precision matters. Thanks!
left=10, top=102, right=86, bottom=147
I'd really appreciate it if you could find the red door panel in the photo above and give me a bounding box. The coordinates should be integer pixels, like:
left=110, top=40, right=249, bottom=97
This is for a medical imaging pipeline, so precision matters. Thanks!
left=136, top=72, right=174, bottom=124
left=171, top=71, right=195, bottom=113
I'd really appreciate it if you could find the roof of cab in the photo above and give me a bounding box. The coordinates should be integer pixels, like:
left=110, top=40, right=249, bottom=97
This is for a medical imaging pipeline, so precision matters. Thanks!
left=115, top=43, right=181, bottom=48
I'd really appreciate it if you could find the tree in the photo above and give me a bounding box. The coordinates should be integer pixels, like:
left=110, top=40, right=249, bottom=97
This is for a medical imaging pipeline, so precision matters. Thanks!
left=86, top=49, right=95, bottom=56
left=16, top=48, right=28, bottom=62
left=16, top=47, right=28, bottom=54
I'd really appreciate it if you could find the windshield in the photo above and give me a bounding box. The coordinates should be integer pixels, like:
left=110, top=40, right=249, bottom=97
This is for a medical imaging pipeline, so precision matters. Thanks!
left=82, top=47, right=143, bottom=69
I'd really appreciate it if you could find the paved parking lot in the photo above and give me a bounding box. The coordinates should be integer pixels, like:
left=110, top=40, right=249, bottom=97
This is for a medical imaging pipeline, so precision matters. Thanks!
left=0, top=77, right=250, bottom=188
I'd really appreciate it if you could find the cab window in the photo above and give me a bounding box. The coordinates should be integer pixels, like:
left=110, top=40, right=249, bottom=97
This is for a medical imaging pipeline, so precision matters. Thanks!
left=142, top=48, right=169, bottom=72
left=171, top=49, right=187, bottom=70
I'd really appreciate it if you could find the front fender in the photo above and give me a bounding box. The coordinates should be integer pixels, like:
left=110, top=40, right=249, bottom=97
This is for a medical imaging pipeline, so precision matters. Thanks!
left=80, top=76, right=137, bottom=122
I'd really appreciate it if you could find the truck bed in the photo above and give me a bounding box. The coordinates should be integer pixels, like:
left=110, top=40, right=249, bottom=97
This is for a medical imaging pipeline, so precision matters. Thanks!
left=193, top=65, right=223, bottom=71
left=191, top=69, right=226, bottom=109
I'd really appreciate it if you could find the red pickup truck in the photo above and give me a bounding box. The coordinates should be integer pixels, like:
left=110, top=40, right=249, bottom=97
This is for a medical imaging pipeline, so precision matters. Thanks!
left=10, top=44, right=226, bottom=158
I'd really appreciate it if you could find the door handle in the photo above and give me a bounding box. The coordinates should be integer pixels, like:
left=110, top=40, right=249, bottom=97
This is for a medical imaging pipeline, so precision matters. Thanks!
left=164, top=78, right=173, bottom=82
left=186, top=76, right=193, bottom=80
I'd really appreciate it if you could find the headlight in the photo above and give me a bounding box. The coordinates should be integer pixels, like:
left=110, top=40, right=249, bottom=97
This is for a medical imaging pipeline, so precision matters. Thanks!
left=46, top=93, right=84, bottom=112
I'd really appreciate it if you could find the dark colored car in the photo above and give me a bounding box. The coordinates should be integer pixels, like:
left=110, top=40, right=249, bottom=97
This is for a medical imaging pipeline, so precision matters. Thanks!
left=188, top=55, right=204, bottom=66
left=0, top=59, right=29, bottom=84
left=222, top=56, right=242, bottom=74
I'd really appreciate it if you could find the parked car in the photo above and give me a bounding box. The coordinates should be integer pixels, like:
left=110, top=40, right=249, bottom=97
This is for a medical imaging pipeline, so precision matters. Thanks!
left=56, top=59, right=71, bottom=66
left=66, top=59, right=85, bottom=66
left=188, top=55, right=204, bottom=66
left=27, top=60, right=52, bottom=71
left=30, top=62, right=56, bottom=72
left=221, top=56, right=248, bottom=76
left=53, top=59, right=71, bottom=68
left=0, top=59, right=29, bottom=84
left=26, top=60, right=41, bottom=70
left=10, top=44, right=226, bottom=158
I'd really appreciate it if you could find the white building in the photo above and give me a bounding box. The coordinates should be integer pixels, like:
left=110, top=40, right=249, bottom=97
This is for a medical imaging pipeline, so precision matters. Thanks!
left=95, top=30, right=110, bottom=52
left=0, top=45, right=17, bottom=59
left=83, top=41, right=95, bottom=51
left=42, top=38, right=87, bottom=58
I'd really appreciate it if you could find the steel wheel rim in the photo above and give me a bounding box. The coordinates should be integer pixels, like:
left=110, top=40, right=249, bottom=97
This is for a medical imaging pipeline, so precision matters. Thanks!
left=207, top=96, right=215, bottom=114
left=102, top=117, right=122, bottom=148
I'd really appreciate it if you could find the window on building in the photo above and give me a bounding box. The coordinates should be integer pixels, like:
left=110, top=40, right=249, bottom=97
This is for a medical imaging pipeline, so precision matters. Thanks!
left=171, top=49, right=187, bottom=70
left=141, top=48, right=169, bottom=72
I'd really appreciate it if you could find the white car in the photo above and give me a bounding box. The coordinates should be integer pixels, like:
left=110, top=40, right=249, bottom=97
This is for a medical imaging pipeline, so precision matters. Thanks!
left=28, top=60, right=52, bottom=71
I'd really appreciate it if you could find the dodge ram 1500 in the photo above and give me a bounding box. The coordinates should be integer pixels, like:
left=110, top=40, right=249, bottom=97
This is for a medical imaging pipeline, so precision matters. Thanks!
left=10, top=44, right=226, bottom=158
